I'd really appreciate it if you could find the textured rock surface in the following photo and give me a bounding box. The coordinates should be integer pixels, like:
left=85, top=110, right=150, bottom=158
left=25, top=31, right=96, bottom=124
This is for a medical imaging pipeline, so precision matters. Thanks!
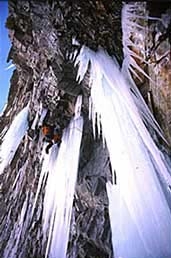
left=0, top=1, right=171, bottom=258
left=147, top=3, right=171, bottom=146
left=127, top=2, right=171, bottom=147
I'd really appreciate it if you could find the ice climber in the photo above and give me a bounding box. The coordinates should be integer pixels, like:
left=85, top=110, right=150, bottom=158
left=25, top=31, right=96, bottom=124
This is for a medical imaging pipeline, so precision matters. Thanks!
left=42, top=124, right=62, bottom=154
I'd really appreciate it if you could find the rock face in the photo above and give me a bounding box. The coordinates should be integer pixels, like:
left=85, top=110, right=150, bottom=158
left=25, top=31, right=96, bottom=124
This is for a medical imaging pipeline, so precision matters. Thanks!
left=0, top=1, right=171, bottom=258
left=147, top=3, right=171, bottom=146
left=126, top=2, right=171, bottom=148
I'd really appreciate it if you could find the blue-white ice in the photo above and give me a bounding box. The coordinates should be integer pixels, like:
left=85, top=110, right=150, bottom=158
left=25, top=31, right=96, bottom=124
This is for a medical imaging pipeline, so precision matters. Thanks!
left=39, top=95, right=83, bottom=258
left=75, top=45, right=171, bottom=258
left=0, top=105, right=29, bottom=174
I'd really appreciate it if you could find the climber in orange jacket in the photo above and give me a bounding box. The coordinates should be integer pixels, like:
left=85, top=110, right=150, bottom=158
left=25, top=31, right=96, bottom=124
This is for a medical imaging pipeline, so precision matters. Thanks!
left=42, top=124, right=62, bottom=154
left=42, top=125, right=54, bottom=140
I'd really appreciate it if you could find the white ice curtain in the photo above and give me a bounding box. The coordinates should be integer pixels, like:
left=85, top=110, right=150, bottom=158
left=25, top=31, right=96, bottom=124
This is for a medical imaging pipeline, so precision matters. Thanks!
left=76, top=46, right=171, bottom=258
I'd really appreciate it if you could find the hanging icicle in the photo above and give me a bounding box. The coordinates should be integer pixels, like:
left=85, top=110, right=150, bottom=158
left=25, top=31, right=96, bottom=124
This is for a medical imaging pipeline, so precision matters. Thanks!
left=75, top=44, right=171, bottom=257
left=41, top=95, right=83, bottom=258
left=0, top=105, right=29, bottom=174
left=31, top=142, right=58, bottom=220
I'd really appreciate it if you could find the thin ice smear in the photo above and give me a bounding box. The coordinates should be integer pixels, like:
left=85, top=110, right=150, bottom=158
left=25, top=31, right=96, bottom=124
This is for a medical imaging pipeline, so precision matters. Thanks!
left=42, top=95, right=83, bottom=258
left=0, top=105, right=29, bottom=174
left=76, top=46, right=171, bottom=258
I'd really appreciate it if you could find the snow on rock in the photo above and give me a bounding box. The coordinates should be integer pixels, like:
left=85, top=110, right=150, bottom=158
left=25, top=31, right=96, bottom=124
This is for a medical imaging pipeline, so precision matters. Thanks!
left=76, top=46, right=171, bottom=258
left=0, top=105, right=29, bottom=174
left=31, top=102, right=48, bottom=130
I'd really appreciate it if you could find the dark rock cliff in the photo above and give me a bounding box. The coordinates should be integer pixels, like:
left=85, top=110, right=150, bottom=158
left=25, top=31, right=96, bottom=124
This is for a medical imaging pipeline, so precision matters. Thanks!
left=0, top=1, right=171, bottom=258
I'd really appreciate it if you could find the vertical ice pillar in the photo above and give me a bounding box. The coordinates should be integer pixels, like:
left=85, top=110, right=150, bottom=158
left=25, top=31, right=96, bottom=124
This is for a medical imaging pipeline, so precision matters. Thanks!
left=0, top=105, right=29, bottom=174
left=43, top=95, right=83, bottom=258
left=75, top=45, right=171, bottom=258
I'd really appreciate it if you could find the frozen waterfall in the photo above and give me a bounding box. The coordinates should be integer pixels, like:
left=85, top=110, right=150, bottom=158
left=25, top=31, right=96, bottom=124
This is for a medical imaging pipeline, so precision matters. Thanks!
left=75, top=46, right=171, bottom=258
left=0, top=105, right=29, bottom=174
left=37, top=95, right=83, bottom=258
